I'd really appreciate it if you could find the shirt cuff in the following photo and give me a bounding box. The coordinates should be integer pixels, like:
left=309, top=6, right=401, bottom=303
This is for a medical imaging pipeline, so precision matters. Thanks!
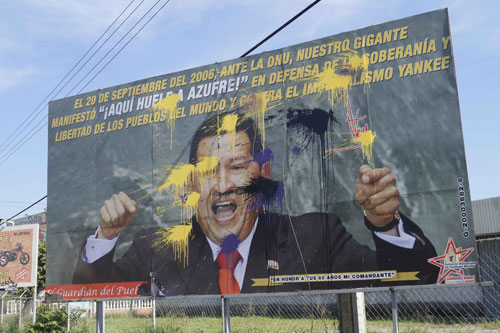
left=82, top=228, right=119, bottom=263
left=374, top=219, right=416, bottom=249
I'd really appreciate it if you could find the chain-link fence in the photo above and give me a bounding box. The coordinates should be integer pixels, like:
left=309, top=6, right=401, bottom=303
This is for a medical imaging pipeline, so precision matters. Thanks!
left=0, top=295, right=38, bottom=332
left=2, top=251, right=499, bottom=332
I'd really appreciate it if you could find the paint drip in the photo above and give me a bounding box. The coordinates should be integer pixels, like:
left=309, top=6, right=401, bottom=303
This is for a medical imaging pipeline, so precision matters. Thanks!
left=153, top=223, right=193, bottom=267
left=152, top=93, right=181, bottom=149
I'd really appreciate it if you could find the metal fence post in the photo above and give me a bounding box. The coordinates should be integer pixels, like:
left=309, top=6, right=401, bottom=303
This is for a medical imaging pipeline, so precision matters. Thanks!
left=18, top=297, right=22, bottom=331
left=67, top=302, right=71, bottom=332
left=96, top=300, right=105, bottom=333
left=221, top=296, right=231, bottom=333
left=0, top=290, right=7, bottom=325
left=17, top=289, right=26, bottom=331
left=152, top=297, right=156, bottom=329
left=391, top=288, right=399, bottom=333
left=32, top=284, right=37, bottom=323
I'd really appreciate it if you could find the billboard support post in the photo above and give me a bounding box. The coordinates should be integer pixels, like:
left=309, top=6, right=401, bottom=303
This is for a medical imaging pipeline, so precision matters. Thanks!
left=32, top=284, right=37, bottom=323
left=391, top=288, right=399, bottom=333
left=152, top=297, right=156, bottom=329
left=18, top=289, right=26, bottom=330
left=221, top=296, right=231, bottom=333
left=337, top=292, right=366, bottom=332
left=96, top=301, right=105, bottom=333
left=0, top=290, right=7, bottom=325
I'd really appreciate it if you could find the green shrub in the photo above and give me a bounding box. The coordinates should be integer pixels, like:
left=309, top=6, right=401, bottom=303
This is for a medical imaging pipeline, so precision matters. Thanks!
left=27, top=304, right=82, bottom=333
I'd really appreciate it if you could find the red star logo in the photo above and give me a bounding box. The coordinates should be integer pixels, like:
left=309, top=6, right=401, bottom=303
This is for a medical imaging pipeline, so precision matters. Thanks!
left=427, top=237, right=474, bottom=284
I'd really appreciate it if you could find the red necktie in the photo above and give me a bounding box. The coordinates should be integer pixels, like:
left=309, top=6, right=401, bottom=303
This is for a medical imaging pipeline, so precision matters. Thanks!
left=216, top=250, right=242, bottom=294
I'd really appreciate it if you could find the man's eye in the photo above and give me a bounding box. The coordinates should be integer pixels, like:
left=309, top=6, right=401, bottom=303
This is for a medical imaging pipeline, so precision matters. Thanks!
left=230, top=165, right=244, bottom=170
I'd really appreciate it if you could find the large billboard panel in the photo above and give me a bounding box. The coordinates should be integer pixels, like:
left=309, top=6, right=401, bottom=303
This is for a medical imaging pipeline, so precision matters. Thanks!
left=46, top=9, right=477, bottom=300
left=0, top=224, right=39, bottom=289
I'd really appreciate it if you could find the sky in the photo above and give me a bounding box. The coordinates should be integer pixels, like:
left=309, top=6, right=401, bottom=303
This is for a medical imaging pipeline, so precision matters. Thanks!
left=0, top=0, right=498, bottom=219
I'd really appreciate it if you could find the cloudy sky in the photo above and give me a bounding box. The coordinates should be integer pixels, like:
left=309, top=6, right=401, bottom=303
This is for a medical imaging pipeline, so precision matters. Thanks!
left=0, top=0, right=498, bottom=218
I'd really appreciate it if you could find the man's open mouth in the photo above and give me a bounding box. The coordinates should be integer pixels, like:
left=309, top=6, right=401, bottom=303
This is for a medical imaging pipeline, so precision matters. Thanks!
left=211, top=200, right=237, bottom=221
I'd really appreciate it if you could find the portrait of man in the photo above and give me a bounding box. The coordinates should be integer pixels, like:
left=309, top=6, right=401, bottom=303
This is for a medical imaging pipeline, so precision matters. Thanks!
left=73, top=110, right=439, bottom=296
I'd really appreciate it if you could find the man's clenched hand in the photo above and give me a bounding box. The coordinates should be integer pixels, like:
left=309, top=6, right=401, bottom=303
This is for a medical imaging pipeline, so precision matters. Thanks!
left=97, top=191, right=136, bottom=240
left=356, top=165, right=400, bottom=231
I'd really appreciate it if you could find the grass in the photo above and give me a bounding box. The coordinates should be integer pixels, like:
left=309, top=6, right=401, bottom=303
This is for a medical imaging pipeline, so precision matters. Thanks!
left=69, top=314, right=500, bottom=333
left=72, top=315, right=338, bottom=332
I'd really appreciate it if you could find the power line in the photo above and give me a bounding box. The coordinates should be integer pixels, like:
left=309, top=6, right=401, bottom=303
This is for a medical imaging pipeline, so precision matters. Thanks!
left=1, top=0, right=320, bottom=166
left=0, top=0, right=139, bottom=157
left=8, top=195, right=47, bottom=220
left=78, top=0, right=172, bottom=94
left=0, top=0, right=173, bottom=165
left=7, top=0, right=323, bottom=213
left=0, top=120, right=47, bottom=166
left=62, top=0, right=149, bottom=97
left=0, top=0, right=163, bottom=166
left=240, top=0, right=322, bottom=57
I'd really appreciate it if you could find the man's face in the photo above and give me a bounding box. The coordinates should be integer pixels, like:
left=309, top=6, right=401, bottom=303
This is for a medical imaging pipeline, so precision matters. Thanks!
left=193, top=131, right=266, bottom=245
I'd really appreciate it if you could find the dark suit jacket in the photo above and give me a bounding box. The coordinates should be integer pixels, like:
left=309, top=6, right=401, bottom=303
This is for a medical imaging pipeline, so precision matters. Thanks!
left=73, top=212, right=438, bottom=295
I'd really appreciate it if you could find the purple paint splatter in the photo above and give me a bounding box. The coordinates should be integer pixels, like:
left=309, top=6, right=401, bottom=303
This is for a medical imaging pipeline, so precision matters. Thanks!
left=253, top=148, right=274, bottom=167
left=220, top=234, right=239, bottom=254
left=292, top=146, right=300, bottom=154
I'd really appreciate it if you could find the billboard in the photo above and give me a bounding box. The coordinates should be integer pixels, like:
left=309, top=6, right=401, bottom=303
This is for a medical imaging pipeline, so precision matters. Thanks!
left=13, top=211, right=47, bottom=243
left=0, top=224, right=39, bottom=289
left=46, top=9, right=477, bottom=300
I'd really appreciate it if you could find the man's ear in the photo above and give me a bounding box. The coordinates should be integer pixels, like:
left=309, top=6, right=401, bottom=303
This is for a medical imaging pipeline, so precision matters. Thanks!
left=260, top=162, right=272, bottom=178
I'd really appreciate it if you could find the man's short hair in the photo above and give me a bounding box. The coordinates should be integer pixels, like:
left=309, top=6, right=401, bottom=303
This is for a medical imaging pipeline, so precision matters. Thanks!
left=189, top=112, right=263, bottom=164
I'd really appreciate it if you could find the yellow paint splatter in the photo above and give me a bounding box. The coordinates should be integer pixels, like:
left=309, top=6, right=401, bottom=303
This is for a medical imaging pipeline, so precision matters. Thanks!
left=152, top=93, right=181, bottom=149
left=153, top=223, right=192, bottom=267
left=246, top=92, right=268, bottom=150
left=157, top=164, right=194, bottom=197
left=156, top=159, right=216, bottom=223
left=182, top=192, right=200, bottom=222
left=217, top=114, right=238, bottom=153
left=304, top=49, right=369, bottom=108
left=352, top=130, right=377, bottom=162
left=311, top=67, right=352, bottom=109
left=195, top=156, right=218, bottom=194
left=343, top=50, right=369, bottom=74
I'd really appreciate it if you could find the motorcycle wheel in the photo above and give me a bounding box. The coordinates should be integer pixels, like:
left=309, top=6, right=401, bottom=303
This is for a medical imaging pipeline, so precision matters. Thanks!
left=0, top=254, right=7, bottom=267
left=20, top=253, right=30, bottom=265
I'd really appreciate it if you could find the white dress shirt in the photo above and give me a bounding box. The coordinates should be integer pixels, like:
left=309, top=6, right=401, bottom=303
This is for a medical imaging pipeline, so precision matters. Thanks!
left=83, top=217, right=415, bottom=288
left=205, top=218, right=259, bottom=289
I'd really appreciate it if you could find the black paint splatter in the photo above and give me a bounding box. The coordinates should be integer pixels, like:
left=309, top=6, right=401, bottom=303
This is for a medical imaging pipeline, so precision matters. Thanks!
left=287, top=108, right=337, bottom=137
left=242, top=176, right=284, bottom=210
left=286, top=108, right=336, bottom=273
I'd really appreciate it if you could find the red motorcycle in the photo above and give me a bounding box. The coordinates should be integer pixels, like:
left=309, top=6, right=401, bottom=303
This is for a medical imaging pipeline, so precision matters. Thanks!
left=0, top=242, right=30, bottom=267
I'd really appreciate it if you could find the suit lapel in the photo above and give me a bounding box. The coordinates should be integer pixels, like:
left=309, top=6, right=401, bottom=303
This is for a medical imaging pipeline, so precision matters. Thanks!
left=184, top=219, right=219, bottom=295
